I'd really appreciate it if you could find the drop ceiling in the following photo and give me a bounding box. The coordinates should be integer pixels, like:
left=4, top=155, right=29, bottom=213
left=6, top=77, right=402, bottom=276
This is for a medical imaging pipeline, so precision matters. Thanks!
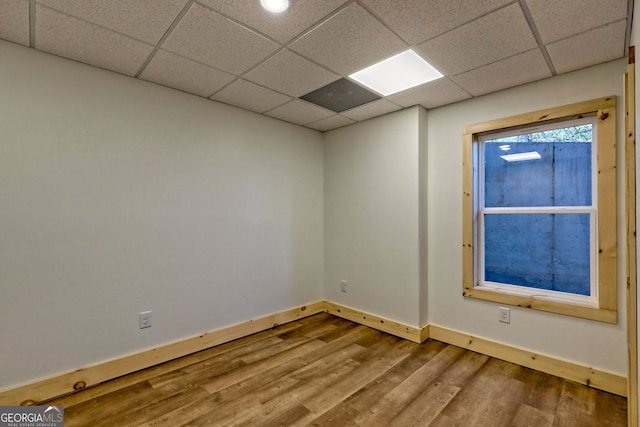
left=0, top=0, right=632, bottom=131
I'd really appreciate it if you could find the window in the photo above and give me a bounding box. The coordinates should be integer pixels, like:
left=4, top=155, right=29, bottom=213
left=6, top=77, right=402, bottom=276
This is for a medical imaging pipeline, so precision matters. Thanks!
left=462, top=97, right=617, bottom=323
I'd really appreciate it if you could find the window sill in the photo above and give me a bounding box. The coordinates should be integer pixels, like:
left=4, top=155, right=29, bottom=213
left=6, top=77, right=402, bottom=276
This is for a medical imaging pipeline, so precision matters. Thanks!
left=463, top=285, right=617, bottom=323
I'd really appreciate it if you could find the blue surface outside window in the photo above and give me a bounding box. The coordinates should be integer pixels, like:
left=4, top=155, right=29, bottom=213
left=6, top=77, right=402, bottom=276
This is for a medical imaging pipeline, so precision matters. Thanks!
left=482, top=124, right=593, bottom=296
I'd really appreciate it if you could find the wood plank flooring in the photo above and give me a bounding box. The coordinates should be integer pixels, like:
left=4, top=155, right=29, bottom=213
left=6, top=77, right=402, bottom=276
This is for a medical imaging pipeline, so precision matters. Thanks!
left=48, top=313, right=627, bottom=426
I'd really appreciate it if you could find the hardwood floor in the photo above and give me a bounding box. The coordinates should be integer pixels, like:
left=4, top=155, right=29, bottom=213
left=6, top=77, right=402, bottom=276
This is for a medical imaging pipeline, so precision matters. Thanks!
left=49, top=313, right=627, bottom=426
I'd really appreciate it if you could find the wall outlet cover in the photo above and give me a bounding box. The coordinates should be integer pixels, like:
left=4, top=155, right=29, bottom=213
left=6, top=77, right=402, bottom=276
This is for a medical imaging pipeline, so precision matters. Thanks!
left=499, top=307, right=510, bottom=324
left=139, top=311, right=152, bottom=329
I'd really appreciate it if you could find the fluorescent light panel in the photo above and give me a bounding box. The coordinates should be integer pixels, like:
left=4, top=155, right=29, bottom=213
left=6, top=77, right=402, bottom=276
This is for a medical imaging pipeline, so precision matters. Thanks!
left=349, top=50, right=443, bottom=96
left=500, top=151, right=542, bottom=162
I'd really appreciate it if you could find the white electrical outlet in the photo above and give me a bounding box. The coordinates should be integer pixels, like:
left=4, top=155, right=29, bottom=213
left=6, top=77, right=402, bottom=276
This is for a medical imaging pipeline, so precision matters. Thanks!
left=499, top=307, right=510, bottom=324
left=340, top=280, right=347, bottom=293
left=139, top=311, right=152, bottom=329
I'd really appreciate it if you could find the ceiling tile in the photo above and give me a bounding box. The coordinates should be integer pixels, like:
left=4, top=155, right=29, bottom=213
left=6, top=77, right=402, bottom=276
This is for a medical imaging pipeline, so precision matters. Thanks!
left=243, top=49, right=339, bottom=97
left=360, top=0, right=513, bottom=44
left=388, top=78, right=471, bottom=110
left=17, top=1, right=632, bottom=125
left=547, top=20, right=627, bottom=75
left=451, top=49, right=552, bottom=96
left=305, top=115, right=356, bottom=132
left=526, top=0, right=628, bottom=43
left=415, top=3, right=537, bottom=76
left=340, top=99, right=402, bottom=121
left=289, top=2, right=407, bottom=75
left=35, top=5, right=154, bottom=76
left=211, top=79, right=292, bottom=113
left=161, top=3, right=280, bottom=75
left=0, top=0, right=29, bottom=46
left=37, top=0, right=189, bottom=45
left=139, top=50, right=235, bottom=97
left=265, top=100, right=334, bottom=125
left=198, top=0, right=349, bottom=44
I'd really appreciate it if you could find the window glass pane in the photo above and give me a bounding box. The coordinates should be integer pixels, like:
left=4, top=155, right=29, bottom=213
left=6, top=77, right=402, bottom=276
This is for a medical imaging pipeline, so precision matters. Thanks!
left=484, top=125, right=592, bottom=207
left=484, top=213, right=590, bottom=296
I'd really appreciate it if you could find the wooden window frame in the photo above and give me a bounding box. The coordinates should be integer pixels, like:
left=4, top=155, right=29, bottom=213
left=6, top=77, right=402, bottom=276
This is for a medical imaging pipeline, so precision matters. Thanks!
left=462, top=97, right=618, bottom=323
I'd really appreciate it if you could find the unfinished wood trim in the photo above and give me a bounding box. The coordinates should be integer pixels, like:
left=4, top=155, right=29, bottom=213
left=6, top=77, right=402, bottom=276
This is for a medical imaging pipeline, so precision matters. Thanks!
left=625, top=53, right=639, bottom=427
left=1, top=299, right=626, bottom=411
left=323, top=301, right=424, bottom=343
left=0, top=302, right=325, bottom=406
left=429, top=324, right=627, bottom=397
left=463, top=96, right=617, bottom=136
left=463, top=287, right=617, bottom=323
left=462, top=132, right=475, bottom=293
left=420, top=323, right=430, bottom=343
left=463, top=96, right=618, bottom=323
left=598, top=104, right=618, bottom=311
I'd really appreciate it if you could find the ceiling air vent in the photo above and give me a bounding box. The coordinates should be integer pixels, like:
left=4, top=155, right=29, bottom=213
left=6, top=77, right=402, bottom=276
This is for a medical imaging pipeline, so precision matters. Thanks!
left=300, top=78, right=380, bottom=113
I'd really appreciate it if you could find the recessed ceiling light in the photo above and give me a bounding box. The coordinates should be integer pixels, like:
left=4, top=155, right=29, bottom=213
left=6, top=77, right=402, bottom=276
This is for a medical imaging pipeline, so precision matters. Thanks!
left=349, top=49, right=443, bottom=96
left=260, top=0, right=289, bottom=13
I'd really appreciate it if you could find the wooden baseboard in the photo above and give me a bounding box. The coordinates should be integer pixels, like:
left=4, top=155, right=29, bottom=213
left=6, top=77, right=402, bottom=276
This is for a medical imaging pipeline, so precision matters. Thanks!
left=0, top=302, right=325, bottom=406
left=323, top=301, right=425, bottom=343
left=429, top=324, right=627, bottom=397
left=321, top=304, right=626, bottom=396
left=420, top=323, right=430, bottom=343
left=0, top=301, right=628, bottom=405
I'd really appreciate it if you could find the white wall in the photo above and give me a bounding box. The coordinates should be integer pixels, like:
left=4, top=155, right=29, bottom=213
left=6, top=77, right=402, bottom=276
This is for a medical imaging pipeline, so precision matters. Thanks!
left=0, top=33, right=631, bottom=394
left=418, top=106, right=429, bottom=327
left=324, top=107, right=423, bottom=326
left=427, top=59, right=628, bottom=375
left=323, top=61, right=628, bottom=375
left=0, top=40, right=324, bottom=390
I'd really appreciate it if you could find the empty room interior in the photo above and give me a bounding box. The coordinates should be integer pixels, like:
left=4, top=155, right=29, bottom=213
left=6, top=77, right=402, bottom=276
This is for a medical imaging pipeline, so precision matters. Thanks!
left=1, top=0, right=640, bottom=425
